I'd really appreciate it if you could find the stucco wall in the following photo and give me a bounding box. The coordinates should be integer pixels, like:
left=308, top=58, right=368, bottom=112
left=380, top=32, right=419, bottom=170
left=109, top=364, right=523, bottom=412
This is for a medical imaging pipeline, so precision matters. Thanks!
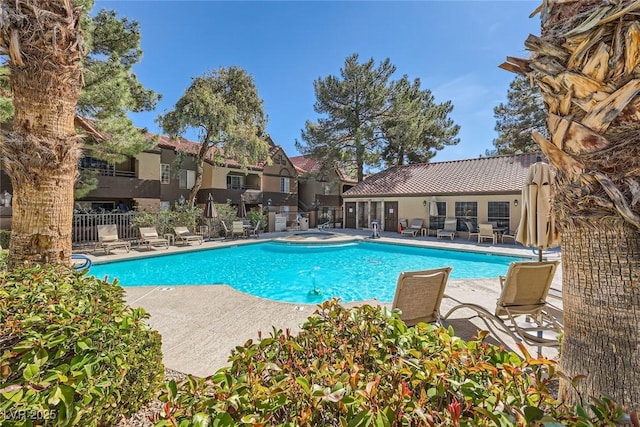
left=136, top=152, right=160, bottom=180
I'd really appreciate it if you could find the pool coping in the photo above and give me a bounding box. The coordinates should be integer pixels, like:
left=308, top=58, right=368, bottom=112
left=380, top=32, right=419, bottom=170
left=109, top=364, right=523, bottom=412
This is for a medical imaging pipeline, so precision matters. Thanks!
left=82, top=228, right=549, bottom=266
left=106, top=229, right=563, bottom=377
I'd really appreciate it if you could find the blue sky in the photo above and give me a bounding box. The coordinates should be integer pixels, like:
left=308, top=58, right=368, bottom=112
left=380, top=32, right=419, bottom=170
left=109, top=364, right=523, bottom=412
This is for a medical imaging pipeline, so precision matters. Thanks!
left=98, top=0, right=540, bottom=163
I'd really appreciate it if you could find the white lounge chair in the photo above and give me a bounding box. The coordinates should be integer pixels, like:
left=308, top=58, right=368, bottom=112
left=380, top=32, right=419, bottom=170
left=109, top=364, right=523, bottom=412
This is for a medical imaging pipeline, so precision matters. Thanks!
left=401, top=218, right=424, bottom=237
left=139, top=227, right=169, bottom=250
left=95, top=224, right=131, bottom=254
left=436, top=218, right=457, bottom=240
left=174, top=226, right=204, bottom=245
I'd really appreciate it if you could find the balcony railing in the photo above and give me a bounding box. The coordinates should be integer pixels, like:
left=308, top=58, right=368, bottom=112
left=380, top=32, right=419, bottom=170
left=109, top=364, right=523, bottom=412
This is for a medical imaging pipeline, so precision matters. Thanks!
left=79, top=166, right=136, bottom=178
left=226, top=183, right=260, bottom=190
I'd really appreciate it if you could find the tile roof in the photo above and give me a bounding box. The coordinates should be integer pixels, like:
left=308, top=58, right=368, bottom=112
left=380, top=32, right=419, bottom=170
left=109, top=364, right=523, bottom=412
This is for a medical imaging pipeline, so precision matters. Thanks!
left=343, top=153, right=543, bottom=197
left=153, top=133, right=266, bottom=171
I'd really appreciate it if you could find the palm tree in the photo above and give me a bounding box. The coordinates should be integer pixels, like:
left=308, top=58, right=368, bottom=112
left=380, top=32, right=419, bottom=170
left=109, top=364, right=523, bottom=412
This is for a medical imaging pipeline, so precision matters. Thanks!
left=502, top=0, right=640, bottom=409
left=0, top=0, right=86, bottom=267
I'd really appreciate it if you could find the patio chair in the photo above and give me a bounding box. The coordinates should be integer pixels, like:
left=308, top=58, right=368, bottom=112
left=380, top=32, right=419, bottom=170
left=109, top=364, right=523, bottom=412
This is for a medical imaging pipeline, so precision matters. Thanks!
left=95, top=224, right=131, bottom=255
left=173, top=226, right=204, bottom=245
left=139, top=227, right=169, bottom=250
left=221, top=221, right=231, bottom=238
left=232, top=221, right=246, bottom=239
left=478, top=223, right=497, bottom=244
left=502, top=227, right=518, bottom=244
left=391, top=266, right=452, bottom=326
left=436, top=218, right=457, bottom=240
left=463, top=220, right=479, bottom=241
left=247, top=222, right=260, bottom=238
left=443, top=261, right=562, bottom=348
left=401, top=218, right=424, bottom=237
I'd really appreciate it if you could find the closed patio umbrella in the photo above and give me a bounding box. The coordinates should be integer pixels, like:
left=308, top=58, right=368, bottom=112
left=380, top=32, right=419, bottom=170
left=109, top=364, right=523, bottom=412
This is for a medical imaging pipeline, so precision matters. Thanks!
left=516, top=160, right=560, bottom=261
left=237, top=195, right=247, bottom=219
left=203, top=193, right=217, bottom=239
left=429, top=197, right=439, bottom=217
left=204, top=193, right=217, bottom=220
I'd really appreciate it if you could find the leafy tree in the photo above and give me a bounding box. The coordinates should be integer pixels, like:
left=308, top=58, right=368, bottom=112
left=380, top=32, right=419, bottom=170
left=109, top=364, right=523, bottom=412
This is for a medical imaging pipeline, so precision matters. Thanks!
left=297, top=54, right=395, bottom=182
left=381, top=76, right=460, bottom=167
left=159, top=67, right=270, bottom=207
left=297, top=54, right=458, bottom=180
left=490, top=75, right=546, bottom=155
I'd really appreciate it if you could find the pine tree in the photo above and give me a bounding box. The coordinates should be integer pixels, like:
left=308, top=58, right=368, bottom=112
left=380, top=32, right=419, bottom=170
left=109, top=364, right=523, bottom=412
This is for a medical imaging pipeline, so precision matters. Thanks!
left=297, top=54, right=459, bottom=181
left=491, top=75, right=546, bottom=155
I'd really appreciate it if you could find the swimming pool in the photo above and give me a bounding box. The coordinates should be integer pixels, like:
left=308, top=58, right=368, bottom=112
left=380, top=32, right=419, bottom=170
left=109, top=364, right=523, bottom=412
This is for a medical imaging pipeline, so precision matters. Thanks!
left=90, top=241, right=524, bottom=304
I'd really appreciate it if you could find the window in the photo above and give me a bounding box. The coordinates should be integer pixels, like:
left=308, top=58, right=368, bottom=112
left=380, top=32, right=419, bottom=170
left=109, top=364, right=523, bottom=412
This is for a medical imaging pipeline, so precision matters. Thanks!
left=455, top=201, right=478, bottom=230
left=280, top=177, right=290, bottom=193
left=179, top=170, right=196, bottom=189
left=488, top=201, right=510, bottom=229
left=227, top=175, right=244, bottom=190
left=160, top=164, right=170, bottom=184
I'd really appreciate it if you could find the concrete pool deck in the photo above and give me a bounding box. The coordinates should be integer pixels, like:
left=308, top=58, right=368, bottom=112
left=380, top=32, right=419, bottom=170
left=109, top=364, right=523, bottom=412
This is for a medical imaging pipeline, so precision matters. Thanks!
left=83, top=228, right=563, bottom=377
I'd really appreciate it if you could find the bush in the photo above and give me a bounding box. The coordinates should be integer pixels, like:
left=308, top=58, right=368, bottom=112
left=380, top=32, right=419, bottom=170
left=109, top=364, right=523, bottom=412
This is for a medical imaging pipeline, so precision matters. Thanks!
left=0, top=265, right=164, bottom=426
left=246, top=209, right=267, bottom=229
left=157, top=300, right=631, bottom=426
left=131, top=204, right=203, bottom=236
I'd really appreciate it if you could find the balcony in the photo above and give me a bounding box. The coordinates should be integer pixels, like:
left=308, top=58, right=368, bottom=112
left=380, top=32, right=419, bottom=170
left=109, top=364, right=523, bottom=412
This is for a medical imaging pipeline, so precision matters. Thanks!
left=81, top=168, right=159, bottom=199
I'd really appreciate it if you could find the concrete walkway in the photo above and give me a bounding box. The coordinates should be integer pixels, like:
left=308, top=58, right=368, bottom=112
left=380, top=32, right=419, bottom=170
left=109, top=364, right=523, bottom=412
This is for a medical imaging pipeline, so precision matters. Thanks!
left=83, top=228, right=563, bottom=377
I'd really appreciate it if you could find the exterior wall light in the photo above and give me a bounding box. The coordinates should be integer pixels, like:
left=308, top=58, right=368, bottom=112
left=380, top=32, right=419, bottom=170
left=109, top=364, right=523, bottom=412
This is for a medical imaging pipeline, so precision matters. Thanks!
left=514, top=199, right=519, bottom=207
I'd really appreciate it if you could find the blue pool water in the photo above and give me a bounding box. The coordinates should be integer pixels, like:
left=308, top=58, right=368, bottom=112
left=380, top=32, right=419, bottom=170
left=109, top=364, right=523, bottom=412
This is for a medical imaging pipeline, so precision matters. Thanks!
left=89, top=241, right=523, bottom=304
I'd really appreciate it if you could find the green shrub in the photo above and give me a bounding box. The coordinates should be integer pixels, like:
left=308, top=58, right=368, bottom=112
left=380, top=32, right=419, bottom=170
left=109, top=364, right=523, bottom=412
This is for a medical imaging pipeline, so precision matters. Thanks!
left=131, top=204, right=203, bottom=236
left=246, top=209, right=267, bottom=229
left=0, top=229, right=10, bottom=249
left=0, top=265, right=164, bottom=426
left=157, top=300, right=631, bottom=426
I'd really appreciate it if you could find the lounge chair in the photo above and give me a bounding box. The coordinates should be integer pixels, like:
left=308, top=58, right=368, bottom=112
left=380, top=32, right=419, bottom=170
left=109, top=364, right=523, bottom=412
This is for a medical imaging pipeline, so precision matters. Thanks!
left=478, top=223, right=497, bottom=244
left=95, top=224, right=131, bottom=254
left=436, top=218, right=457, bottom=240
left=391, top=266, right=452, bottom=326
left=463, top=220, right=479, bottom=241
left=139, top=227, right=169, bottom=250
left=232, top=221, right=246, bottom=238
left=174, top=226, right=204, bottom=245
left=443, top=261, right=562, bottom=348
left=401, top=218, right=424, bottom=237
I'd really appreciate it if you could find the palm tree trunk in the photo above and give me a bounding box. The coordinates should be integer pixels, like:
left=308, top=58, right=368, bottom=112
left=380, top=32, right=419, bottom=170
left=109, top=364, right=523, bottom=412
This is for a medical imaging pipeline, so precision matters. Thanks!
left=501, top=0, right=640, bottom=409
left=0, top=1, right=85, bottom=267
left=559, top=219, right=640, bottom=406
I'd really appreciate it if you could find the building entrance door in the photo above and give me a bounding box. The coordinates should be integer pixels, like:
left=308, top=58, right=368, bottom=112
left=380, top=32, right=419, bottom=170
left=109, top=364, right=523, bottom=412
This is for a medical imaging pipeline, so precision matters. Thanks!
left=345, top=202, right=356, bottom=229
left=384, top=201, right=398, bottom=232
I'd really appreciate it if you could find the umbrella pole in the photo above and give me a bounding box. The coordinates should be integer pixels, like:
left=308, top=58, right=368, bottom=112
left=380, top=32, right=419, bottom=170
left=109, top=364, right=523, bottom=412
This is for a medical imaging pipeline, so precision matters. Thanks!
left=538, top=247, right=543, bottom=262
